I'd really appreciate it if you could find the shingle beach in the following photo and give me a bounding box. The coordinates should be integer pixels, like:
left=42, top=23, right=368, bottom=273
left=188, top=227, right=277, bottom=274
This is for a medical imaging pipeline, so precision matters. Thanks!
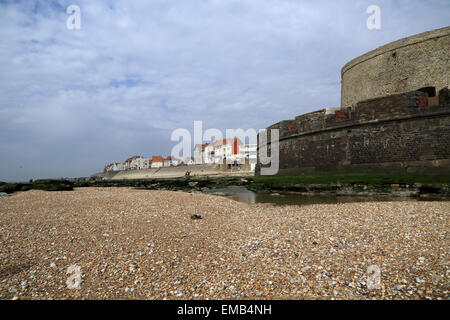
left=0, top=188, right=448, bottom=300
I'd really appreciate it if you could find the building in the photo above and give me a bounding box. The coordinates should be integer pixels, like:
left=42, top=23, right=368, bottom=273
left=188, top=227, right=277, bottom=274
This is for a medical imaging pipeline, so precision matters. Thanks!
left=151, top=156, right=164, bottom=168
left=193, top=139, right=246, bottom=164
left=135, top=157, right=151, bottom=169
left=127, top=156, right=146, bottom=170
left=213, top=138, right=243, bottom=163
left=203, top=144, right=215, bottom=164
left=123, top=156, right=139, bottom=170
left=104, top=154, right=184, bottom=172
left=195, top=143, right=220, bottom=164
left=194, top=144, right=208, bottom=164
left=164, top=156, right=179, bottom=167
left=113, top=162, right=125, bottom=171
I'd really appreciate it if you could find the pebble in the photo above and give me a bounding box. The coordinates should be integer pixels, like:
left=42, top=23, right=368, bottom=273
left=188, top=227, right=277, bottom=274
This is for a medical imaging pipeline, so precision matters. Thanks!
left=21, top=280, right=28, bottom=289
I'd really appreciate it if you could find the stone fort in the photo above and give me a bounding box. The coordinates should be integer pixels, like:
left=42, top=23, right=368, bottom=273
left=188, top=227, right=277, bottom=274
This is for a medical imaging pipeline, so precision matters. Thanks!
left=256, top=26, right=450, bottom=175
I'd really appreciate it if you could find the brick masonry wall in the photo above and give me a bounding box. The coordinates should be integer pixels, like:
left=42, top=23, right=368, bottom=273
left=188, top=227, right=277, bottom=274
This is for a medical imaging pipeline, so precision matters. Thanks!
left=256, top=89, right=450, bottom=175
left=341, top=26, right=450, bottom=107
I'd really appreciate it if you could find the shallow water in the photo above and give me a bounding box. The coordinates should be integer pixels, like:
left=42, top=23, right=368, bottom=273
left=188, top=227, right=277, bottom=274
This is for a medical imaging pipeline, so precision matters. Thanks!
left=203, top=187, right=434, bottom=206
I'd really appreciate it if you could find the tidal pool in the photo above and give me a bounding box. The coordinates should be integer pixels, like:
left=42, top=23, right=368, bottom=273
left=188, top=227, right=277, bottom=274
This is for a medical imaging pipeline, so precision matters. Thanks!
left=202, top=187, right=430, bottom=206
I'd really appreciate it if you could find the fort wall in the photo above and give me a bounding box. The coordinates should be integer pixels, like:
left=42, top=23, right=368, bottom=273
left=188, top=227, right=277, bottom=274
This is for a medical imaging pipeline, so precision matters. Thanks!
left=256, top=88, right=450, bottom=175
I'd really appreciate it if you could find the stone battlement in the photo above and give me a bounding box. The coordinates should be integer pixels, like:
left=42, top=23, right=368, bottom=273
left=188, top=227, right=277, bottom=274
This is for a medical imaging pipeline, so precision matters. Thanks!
left=260, top=88, right=450, bottom=145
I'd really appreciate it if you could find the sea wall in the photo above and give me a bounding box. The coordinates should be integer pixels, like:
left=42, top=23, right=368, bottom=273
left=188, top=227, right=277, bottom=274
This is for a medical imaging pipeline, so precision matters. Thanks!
left=93, top=164, right=253, bottom=180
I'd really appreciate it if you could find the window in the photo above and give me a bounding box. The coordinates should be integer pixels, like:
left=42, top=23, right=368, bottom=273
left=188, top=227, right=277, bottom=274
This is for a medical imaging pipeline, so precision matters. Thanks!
left=417, top=87, right=436, bottom=97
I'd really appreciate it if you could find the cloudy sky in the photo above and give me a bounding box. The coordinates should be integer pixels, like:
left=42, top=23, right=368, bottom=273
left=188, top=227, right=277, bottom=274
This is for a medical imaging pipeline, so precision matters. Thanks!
left=0, top=0, right=448, bottom=181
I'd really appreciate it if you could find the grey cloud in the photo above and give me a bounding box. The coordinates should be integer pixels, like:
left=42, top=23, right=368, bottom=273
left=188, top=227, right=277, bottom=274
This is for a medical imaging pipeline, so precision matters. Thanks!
left=0, top=0, right=449, bottom=181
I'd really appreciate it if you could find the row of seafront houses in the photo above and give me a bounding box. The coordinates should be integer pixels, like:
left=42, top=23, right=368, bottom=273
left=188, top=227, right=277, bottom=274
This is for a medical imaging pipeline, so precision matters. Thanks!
left=104, top=155, right=186, bottom=172
left=104, top=138, right=257, bottom=173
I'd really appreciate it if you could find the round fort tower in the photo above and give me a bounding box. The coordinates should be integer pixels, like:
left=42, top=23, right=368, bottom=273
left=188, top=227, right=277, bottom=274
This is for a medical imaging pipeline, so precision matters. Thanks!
left=341, top=26, right=450, bottom=107
left=257, top=26, right=450, bottom=176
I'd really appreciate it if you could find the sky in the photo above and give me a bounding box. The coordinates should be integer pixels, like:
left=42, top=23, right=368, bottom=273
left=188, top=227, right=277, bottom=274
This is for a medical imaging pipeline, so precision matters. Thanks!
left=0, top=0, right=449, bottom=181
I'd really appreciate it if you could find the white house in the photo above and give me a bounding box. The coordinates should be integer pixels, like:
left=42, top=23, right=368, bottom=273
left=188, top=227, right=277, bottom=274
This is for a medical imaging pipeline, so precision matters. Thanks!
left=136, top=157, right=151, bottom=169
left=213, top=138, right=243, bottom=163
left=130, top=156, right=143, bottom=170
left=123, top=156, right=137, bottom=170
left=113, top=162, right=125, bottom=171
left=151, top=156, right=164, bottom=168
left=203, top=144, right=215, bottom=164
left=194, top=143, right=216, bottom=164
left=164, top=156, right=179, bottom=167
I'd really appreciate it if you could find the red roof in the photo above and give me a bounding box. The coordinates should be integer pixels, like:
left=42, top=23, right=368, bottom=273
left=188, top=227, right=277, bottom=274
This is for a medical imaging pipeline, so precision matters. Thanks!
left=165, top=156, right=172, bottom=160
left=152, top=156, right=164, bottom=162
